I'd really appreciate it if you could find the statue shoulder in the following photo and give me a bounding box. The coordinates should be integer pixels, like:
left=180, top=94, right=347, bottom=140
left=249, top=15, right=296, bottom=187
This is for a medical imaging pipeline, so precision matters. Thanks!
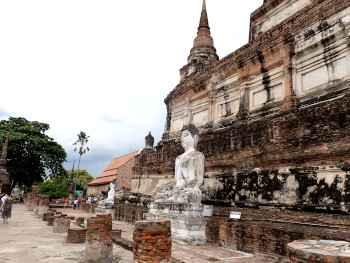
left=189, top=150, right=204, bottom=159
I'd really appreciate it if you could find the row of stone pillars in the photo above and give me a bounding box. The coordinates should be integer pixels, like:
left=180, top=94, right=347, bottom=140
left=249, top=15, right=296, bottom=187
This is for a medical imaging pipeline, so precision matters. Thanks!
left=24, top=192, right=173, bottom=262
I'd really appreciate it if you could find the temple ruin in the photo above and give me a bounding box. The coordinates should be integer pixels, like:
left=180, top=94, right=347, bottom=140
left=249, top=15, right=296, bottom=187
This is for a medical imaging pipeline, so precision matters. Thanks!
left=119, top=0, right=350, bottom=258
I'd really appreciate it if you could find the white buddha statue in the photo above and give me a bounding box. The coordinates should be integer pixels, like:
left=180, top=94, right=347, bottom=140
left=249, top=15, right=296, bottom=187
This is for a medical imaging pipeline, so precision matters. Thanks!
left=98, top=180, right=116, bottom=207
left=153, top=124, right=204, bottom=204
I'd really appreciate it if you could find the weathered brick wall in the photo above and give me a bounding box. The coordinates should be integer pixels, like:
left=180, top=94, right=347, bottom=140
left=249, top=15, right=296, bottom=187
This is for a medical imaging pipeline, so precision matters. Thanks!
left=116, top=156, right=135, bottom=191
left=134, top=93, right=350, bottom=211
left=133, top=220, right=171, bottom=263
left=135, top=93, right=350, bottom=174
left=79, top=203, right=97, bottom=214
left=114, top=203, right=147, bottom=223
left=114, top=204, right=350, bottom=258
left=86, top=184, right=109, bottom=197
left=206, top=207, right=350, bottom=257
left=67, top=228, right=87, bottom=243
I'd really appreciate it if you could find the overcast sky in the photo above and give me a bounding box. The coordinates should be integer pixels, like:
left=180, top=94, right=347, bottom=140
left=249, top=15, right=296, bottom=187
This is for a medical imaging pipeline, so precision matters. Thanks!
left=0, top=0, right=262, bottom=178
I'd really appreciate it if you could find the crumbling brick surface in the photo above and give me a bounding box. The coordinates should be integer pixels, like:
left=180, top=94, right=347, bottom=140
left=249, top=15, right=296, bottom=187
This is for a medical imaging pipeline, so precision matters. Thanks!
left=66, top=228, right=87, bottom=243
left=133, top=220, right=171, bottom=263
left=86, top=214, right=112, bottom=247
left=113, top=204, right=350, bottom=258
left=206, top=207, right=350, bottom=257
left=115, top=203, right=148, bottom=223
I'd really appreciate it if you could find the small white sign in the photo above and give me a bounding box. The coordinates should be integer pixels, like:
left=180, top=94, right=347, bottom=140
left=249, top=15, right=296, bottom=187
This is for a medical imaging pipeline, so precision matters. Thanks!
left=230, top=211, right=241, bottom=219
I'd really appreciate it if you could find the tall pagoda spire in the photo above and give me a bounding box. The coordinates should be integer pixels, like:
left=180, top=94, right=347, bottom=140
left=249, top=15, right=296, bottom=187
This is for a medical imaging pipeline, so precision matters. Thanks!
left=188, top=0, right=218, bottom=64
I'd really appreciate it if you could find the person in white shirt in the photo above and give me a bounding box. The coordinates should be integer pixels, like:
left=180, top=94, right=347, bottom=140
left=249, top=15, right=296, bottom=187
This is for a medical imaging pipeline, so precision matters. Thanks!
left=1, top=194, right=8, bottom=204
left=73, top=199, right=78, bottom=209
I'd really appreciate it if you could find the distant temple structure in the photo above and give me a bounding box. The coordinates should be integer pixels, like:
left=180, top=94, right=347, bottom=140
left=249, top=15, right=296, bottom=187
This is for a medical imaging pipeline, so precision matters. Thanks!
left=0, top=135, right=10, bottom=194
left=131, top=0, right=350, bottom=213
left=87, top=151, right=140, bottom=197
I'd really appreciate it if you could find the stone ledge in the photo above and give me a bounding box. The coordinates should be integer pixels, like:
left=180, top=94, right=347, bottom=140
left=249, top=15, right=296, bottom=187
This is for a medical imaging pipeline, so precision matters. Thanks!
left=288, top=240, right=350, bottom=263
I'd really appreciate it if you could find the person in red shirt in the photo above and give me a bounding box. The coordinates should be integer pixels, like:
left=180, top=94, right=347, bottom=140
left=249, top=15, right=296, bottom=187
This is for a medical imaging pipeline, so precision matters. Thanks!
left=64, top=198, right=68, bottom=208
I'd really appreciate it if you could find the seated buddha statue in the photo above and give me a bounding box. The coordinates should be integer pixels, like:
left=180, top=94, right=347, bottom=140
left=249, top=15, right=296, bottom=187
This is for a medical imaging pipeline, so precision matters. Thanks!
left=152, top=124, right=204, bottom=204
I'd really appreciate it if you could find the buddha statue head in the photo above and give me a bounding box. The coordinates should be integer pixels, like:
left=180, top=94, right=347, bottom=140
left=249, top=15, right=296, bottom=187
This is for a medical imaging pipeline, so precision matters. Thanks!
left=181, top=124, right=199, bottom=150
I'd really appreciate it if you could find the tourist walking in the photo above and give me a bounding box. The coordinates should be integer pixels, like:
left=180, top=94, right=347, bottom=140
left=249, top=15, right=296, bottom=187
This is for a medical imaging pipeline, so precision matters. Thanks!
left=1, top=193, right=8, bottom=203
left=73, top=199, right=78, bottom=209
left=1, top=195, right=13, bottom=224
left=0, top=194, right=3, bottom=217
left=64, top=198, right=68, bottom=208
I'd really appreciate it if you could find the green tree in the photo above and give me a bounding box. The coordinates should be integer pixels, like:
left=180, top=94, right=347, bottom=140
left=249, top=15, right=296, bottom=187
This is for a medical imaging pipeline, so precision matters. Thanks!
left=36, top=182, right=67, bottom=199
left=0, top=117, right=67, bottom=187
left=66, top=169, right=94, bottom=190
left=73, top=131, right=90, bottom=189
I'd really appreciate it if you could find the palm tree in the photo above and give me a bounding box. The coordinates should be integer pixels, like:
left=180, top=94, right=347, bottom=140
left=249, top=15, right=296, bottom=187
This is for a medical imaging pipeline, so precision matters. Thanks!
left=73, top=131, right=90, bottom=190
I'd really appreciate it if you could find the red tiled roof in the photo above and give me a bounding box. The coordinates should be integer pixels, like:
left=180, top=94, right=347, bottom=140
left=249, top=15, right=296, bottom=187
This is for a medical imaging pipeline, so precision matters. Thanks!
left=88, top=150, right=139, bottom=186
left=87, top=175, right=117, bottom=186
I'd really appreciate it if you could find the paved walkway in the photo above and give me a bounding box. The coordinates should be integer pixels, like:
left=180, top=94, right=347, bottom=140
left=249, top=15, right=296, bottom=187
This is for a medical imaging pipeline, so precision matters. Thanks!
left=0, top=204, right=132, bottom=263
left=0, top=204, right=276, bottom=263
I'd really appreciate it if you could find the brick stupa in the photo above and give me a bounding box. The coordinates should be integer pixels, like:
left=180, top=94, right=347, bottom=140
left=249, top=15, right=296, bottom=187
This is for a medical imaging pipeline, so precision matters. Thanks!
left=0, top=135, right=10, bottom=194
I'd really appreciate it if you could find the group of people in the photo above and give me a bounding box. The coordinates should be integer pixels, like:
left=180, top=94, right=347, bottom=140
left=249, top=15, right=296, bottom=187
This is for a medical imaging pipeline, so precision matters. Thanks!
left=0, top=193, right=12, bottom=224
left=63, top=198, right=81, bottom=209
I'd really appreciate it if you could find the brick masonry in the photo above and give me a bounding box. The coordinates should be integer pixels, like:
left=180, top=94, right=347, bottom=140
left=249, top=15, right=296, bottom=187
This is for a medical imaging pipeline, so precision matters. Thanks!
left=133, top=220, right=172, bottom=263
left=38, top=195, right=50, bottom=216
left=79, top=203, right=97, bottom=214
left=114, top=203, right=350, bottom=258
left=114, top=203, right=148, bottom=223
left=116, top=156, right=136, bottom=191
left=85, top=214, right=113, bottom=262
left=76, top=217, right=84, bottom=225
left=66, top=228, right=87, bottom=243
left=47, top=217, right=54, bottom=226
left=131, top=0, right=350, bottom=213
left=42, top=212, right=54, bottom=221
left=112, top=229, right=121, bottom=239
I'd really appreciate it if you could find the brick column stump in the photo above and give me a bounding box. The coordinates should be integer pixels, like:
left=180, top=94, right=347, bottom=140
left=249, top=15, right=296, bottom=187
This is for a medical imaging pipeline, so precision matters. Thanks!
left=85, top=214, right=113, bottom=262
left=288, top=240, right=350, bottom=263
left=67, top=228, right=87, bottom=243
left=38, top=195, right=50, bottom=216
left=43, top=212, right=54, bottom=221
left=76, top=217, right=84, bottom=225
left=47, top=217, right=55, bottom=226
left=53, top=219, right=70, bottom=233
left=112, top=229, right=121, bottom=239
left=133, top=220, right=171, bottom=263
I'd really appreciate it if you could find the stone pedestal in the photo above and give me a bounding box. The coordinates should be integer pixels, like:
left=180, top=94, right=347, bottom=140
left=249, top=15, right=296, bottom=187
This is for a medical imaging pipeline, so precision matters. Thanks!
left=53, top=219, right=70, bottom=233
left=134, top=220, right=172, bottom=262
left=145, top=202, right=213, bottom=245
left=85, top=214, right=113, bottom=262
